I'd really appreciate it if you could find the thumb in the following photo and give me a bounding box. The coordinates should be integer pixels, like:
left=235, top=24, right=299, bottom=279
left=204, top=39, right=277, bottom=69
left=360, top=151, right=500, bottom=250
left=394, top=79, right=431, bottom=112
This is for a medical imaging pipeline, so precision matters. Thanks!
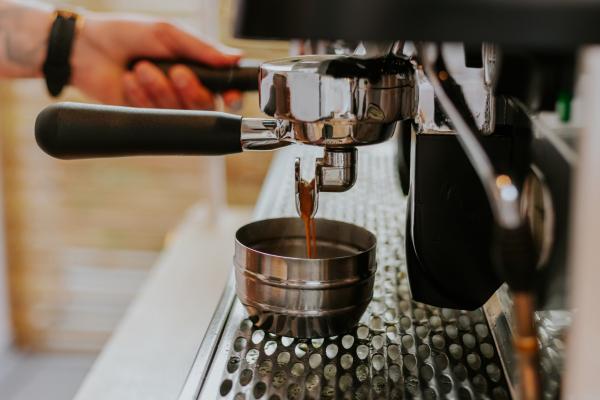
left=161, top=25, right=242, bottom=67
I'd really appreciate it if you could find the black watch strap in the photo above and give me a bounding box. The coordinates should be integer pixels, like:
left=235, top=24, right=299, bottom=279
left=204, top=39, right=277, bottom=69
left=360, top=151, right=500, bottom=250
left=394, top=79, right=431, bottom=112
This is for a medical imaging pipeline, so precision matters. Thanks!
left=43, top=11, right=79, bottom=97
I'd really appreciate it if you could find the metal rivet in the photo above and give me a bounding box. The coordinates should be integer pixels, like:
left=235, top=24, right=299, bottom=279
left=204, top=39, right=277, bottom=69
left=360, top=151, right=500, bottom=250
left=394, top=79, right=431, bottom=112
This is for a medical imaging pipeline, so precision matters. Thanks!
left=291, top=362, right=305, bottom=377
left=252, top=330, right=265, bottom=344
left=245, top=349, right=259, bottom=365
left=295, top=342, right=308, bottom=358
left=239, top=368, right=253, bottom=386
left=264, top=340, right=277, bottom=356
left=372, top=353, right=385, bottom=371
left=277, top=351, right=290, bottom=366
left=341, top=335, right=354, bottom=349
left=326, top=343, right=339, bottom=359
left=340, top=353, right=354, bottom=370
left=309, top=353, right=322, bottom=369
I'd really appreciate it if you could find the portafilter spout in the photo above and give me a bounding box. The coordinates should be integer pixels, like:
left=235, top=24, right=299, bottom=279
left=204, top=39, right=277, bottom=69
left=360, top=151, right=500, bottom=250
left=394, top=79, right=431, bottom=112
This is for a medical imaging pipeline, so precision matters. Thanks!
left=295, top=147, right=358, bottom=218
left=317, top=147, right=357, bottom=192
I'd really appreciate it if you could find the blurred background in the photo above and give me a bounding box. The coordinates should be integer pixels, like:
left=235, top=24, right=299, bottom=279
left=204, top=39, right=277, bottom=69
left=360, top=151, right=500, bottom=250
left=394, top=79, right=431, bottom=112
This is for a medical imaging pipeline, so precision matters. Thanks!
left=0, top=0, right=287, bottom=398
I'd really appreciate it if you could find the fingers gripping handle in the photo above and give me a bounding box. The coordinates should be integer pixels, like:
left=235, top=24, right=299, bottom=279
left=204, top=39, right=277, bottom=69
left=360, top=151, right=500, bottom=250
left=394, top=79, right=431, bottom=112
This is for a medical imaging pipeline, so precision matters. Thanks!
left=127, top=59, right=260, bottom=93
left=35, top=102, right=243, bottom=159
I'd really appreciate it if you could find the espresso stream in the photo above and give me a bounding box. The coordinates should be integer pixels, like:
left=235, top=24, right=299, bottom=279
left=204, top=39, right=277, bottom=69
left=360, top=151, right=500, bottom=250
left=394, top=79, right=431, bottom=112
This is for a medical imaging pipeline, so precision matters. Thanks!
left=298, top=179, right=317, bottom=258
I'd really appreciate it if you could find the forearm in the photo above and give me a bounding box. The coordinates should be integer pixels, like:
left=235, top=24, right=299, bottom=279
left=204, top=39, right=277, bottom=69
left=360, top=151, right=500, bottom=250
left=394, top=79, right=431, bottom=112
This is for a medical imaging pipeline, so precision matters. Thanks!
left=0, top=0, right=53, bottom=78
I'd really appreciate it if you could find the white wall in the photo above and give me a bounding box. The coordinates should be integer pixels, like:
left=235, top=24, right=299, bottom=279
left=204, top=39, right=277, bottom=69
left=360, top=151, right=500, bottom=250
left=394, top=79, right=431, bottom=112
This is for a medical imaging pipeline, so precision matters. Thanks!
left=0, top=142, right=13, bottom=351
left=564, top=46, right=600, bottom=399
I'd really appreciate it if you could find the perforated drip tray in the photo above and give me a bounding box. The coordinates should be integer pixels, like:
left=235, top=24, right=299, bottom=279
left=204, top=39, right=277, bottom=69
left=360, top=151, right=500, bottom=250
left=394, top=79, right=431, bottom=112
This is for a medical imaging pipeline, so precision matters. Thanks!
left=182, top=144, right=512, bottom=399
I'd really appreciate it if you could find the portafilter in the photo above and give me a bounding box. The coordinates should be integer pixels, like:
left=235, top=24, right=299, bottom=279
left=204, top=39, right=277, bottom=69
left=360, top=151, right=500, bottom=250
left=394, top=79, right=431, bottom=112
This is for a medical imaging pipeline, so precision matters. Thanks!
left=35, top=54, right=417, bottom=212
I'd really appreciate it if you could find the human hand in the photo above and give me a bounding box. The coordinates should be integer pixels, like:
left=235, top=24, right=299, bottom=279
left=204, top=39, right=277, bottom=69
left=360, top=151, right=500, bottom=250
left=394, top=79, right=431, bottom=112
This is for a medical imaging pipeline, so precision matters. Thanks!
left=70, top=13, right=242, bottom=109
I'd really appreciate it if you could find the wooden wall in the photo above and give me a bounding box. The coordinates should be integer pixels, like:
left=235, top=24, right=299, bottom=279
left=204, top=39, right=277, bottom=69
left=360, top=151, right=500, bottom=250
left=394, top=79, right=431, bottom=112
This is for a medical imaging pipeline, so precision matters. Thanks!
left=0, top=0, right=288, bottom=352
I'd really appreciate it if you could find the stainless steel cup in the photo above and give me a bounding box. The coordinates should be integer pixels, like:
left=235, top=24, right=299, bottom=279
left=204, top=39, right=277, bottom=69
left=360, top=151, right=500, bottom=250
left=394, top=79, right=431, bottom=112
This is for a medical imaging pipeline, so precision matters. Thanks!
left=234, top=217, right=377, bottom=338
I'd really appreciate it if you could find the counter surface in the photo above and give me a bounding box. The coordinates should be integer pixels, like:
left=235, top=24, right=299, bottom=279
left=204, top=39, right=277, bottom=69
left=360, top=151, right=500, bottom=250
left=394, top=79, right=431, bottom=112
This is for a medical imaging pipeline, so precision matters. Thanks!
left=74, top=205, right=251, bottom=400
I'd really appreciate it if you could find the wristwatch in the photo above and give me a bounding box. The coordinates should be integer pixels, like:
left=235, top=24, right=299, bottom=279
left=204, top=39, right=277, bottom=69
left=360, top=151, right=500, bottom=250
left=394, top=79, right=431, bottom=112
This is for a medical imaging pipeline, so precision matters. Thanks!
left=43, top=10, right=83, bottom=97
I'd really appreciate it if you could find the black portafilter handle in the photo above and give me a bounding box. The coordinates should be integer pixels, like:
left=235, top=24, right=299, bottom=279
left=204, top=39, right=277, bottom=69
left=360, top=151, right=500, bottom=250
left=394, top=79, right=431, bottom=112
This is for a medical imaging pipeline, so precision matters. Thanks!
left=127, top=58, right=260, bottom=92
left=35, top=102, right=243, bottom=159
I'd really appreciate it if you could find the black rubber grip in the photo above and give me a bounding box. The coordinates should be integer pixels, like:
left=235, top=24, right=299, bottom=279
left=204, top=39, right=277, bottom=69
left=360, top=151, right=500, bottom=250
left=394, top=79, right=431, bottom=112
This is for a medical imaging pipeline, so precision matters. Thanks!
left=35, top=102, right=243, bottom=159
left=128, top=59, right=260, bottom=92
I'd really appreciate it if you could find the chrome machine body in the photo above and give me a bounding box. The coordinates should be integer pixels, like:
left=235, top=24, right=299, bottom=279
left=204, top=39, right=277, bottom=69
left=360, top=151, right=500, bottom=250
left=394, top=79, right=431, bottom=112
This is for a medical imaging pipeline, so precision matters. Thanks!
left=245, top=53, right=417, bottom=198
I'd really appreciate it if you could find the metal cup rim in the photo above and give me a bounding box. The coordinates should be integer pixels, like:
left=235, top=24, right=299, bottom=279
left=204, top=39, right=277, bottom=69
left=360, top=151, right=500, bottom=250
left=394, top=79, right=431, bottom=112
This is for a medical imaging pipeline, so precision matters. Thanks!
left=234, top=217, right=377, bottom=263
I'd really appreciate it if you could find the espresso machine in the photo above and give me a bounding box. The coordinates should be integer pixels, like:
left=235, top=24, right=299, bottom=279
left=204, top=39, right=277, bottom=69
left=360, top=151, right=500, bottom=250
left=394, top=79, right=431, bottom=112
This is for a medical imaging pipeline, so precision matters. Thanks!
left=34, top=0, right=600, bottom=398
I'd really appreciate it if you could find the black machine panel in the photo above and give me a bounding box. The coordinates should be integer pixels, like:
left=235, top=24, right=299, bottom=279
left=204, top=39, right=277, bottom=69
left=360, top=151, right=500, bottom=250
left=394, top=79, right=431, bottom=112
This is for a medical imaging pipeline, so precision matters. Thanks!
left=235, top=0, right=600, bottom=48
left=406, top=133, right=511, bottom=310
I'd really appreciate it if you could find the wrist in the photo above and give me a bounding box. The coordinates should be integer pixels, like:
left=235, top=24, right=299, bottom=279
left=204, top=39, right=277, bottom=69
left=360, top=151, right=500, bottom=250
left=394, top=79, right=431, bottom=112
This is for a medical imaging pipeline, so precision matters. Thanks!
left=0, top=1, right=54, bottom=78
left=69, top=11, right=96, bottom=91
left=27, top=6, right=54, bottom=78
